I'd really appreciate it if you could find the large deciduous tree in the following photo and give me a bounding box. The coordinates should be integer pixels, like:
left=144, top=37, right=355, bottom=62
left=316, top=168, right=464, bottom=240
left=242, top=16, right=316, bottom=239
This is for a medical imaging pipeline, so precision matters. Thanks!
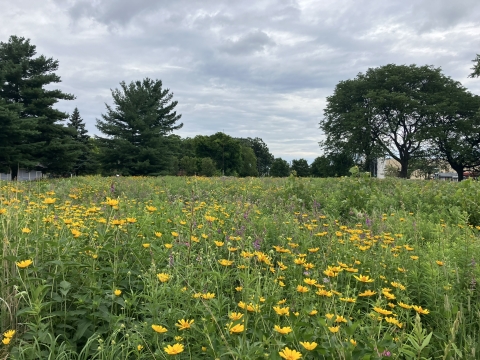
left=321, top=64, right=462, bottom=178
left=0, top=35, right=77, bottom=177
left=96, top=78, right=182, bottom=176
left=270, top=158, right=290, bottom=177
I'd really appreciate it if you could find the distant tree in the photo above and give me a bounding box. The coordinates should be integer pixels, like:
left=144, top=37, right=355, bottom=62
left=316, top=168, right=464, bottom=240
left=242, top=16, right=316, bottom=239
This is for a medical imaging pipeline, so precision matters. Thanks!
left=194, top=133, right=242, bottom=176
left=237, top=137, right=273, bottom=176
left=0, top=98, right=38, bottom=173
left=0, top=35, right=77, bottom=177
left=96, top=78, right=182, bottom=176
left=291, top=159, right=310, bottom=177
left=424, top=82, right=480, bottom=181
left=239, top=146, right=258, bottom=177
left=270, top=158, right=290, bottom=177
left=310, top=152, right=354, bottom=177
left=67, top=107, right=97, bottom=175
left=321, top=64, right=463, bottom=178
left=469, top=54, right=480, bottom=78
left=199, top=157, right=216, bottom=177
left=179, top=156, right=198, bottom=176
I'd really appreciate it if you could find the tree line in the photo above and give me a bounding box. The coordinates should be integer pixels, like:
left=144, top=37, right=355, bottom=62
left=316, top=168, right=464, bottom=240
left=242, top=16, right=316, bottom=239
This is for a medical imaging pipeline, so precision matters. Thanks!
left=1, top=35, right=479, bottom=179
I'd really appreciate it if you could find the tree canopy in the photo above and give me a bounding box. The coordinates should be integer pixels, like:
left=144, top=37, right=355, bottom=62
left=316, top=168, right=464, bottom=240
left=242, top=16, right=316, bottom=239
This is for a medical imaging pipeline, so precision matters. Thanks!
left=96, top=78, right=182, bottom=176
left=321, top=64, right=476, bottom=178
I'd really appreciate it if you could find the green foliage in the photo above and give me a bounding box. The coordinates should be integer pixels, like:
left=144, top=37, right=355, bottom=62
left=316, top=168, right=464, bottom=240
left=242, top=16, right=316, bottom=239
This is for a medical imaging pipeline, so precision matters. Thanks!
left=199, top=157, right=216, bottom=177
left=469, top=54, right=480, bottom=78
left=270, top=158, right=290, bottom=177
left=0, top=35, right=77, bottom=176
left=311, top=152, right=355, bottom=177
left=194, top=132, right=242, bottom=176
left=239, top=146, right=258, bottom=177
left=291, top=159, right=310, bottom=177
left=96, top=78, right=182, bottom=176
left=321, top=64, right=475, bottom=179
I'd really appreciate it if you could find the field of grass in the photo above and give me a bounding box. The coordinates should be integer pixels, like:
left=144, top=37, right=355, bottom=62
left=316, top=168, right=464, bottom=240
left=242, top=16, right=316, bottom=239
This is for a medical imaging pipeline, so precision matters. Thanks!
left=1, top=175, right=480, bottom=359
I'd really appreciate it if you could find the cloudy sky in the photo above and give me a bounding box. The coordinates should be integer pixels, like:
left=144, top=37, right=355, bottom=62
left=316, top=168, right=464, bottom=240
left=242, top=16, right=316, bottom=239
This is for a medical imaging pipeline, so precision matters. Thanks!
left=1, top=0, right=479, bottom=162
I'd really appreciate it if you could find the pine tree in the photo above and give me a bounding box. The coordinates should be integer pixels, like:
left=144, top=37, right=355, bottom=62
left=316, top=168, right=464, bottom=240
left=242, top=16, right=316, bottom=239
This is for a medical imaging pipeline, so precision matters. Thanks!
left=96, top=78, right=182, bottom=176
left=0, top=35, right=78, bottom=176
left=67, top=107, right=97, bottom=175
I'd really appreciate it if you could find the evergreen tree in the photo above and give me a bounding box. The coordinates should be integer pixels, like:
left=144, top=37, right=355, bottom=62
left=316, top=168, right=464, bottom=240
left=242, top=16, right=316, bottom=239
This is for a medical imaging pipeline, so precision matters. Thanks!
left=0, top=35, right=77, bottom=176
left=67, top=107, right=97, bottom=175
left=96, top=78, right=182, bottom=176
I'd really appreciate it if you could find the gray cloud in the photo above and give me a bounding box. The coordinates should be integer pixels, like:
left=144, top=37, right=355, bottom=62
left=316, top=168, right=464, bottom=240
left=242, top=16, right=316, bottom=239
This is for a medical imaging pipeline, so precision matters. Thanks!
left=1, top=0, right=479, bottom=163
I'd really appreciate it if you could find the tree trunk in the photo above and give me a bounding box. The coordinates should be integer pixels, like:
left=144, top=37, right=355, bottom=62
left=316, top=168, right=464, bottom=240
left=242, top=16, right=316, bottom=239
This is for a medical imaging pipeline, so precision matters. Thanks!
left=452, top=166, right=464, bottom=182
left=399, top=161, right=409, bottom=179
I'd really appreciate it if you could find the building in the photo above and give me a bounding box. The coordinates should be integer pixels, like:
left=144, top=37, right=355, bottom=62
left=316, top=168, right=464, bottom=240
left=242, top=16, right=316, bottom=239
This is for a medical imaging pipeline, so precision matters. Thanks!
left=0, top=168, right=43, bottom=181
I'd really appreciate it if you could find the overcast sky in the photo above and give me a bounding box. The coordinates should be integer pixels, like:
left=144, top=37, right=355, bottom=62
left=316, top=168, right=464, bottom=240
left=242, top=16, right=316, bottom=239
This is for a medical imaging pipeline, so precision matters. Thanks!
left=1, top=0, right=479, bottom=162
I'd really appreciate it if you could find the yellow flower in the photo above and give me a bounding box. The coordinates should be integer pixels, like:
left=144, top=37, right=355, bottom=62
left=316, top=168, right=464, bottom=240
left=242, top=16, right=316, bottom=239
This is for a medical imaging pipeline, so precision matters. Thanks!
left=152, top=324, right=168, bottom=333
left=410, top=256, right=419, bottom=260
left=412, top=305, right=430, bottom=315
left=146, top=205, right=157, bottom=212
left=358, top=290, right=377, bottom=297
left=201, top=292, right=215, bottom=300
left=235, top=286, right=243, bottom=291
left=164, top=343, right=184, bottom=355
left=155, top=232, right=162, bottom=238
left=350, top=338, right=357, bottom=346
left=174, top=336, right=183, bottom=341
left=335, top=315, right=347, bottom=323
left=325, top=313, right=334, bottom=320
left=3, top=330, right=15, bottom=339
left=2, top=337, right=11, bottom=345
left=43, top=197, right=56, bottom=205
left=328, top=326, right=340, bottom=333
left=353, top=274, right=374, bottom=283
left=157, top=273, right=170, bottom=282
left=227, top=322, right=245, bottom=334
left=274, top=325, right=292, bottom=334
left=273, top=306, right=290, bottom=316
left=308, top=310, right=318, bottom=316
left=171, top=231, right=179, bottom=237
left=21, top=228, right=31, bottom=234
left=175, top=319, right=194, bottom=330
left=398, top=302, right=412, bottom=309
left=303, top=278, right=317, bottom=286
left=339, top=297, right=356, bottom=303
left=164, top=243, right=173, bottom=249
left=16, top=259, right=33, bottom=268
left=279, top=346, right=302, bottom=360
left=137, top=345, right=143, bottom=351
left=229, top=312, right=244, bottom=321
left=296, top=285, right=309, bottom=293
left=218, top=259, right=233, bottom=266
left=0, top=209, right=7, bottom=215
left=114, top=289, right=122, bottom=296
left=300, top=341, right=317, bottom=350
left=436, top=260, right=444, bottom=266
left=142, top=243, right=150, bottom=248
left=214, top=241, right=224, bottom=247
left=373, top=307, right=392, bottom=316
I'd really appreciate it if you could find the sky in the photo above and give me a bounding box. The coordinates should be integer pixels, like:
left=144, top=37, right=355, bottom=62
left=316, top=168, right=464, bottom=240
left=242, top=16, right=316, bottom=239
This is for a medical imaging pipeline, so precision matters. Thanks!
left=1, top=0, right=479, bottom=163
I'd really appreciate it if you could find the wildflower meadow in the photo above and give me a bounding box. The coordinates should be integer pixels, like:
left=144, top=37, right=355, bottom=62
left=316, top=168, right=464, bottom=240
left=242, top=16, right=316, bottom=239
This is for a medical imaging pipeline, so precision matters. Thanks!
left=1, top=176, right=480, bottom=359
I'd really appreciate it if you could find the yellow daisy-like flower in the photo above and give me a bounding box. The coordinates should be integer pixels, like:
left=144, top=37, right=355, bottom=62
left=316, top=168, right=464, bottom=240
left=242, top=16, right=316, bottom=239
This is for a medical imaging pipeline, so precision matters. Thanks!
left=398, top=302, right=412, bottom=309
left=279, top=346, right=302, bottom=360
left=146, top=205, right=157, bottom=212
left=358, top=290, right=377, bottom=297
left=2, top=337, right=11, bottom=345
left=308, top=310, right=318, bottom=316
left=157, top=273, right=170, bottom=282
left=227, top=322, right=245, bottom=334
left=328, top=326, right=340, bottom=333
left=43, top=197, right=56, bottom=205
left=373, top=307, right=392, bottom=316
left=164, top=243, right=173, bottom=249
left=273, top=306, right=290, bottom=316
left=274, top=325, right=292, bottom=335
left=436, top=260, right=444, bottom=266
left=201, top=292, right=215, bottom=300
left=229, top=312, right=244, bottom=321
left=218, top=259, right=233, bottom=266
left=303, top=278, right=317, bottom=286
left=3, top=330, right=15, bottom=338
left=155, top=232, right=162, bottom=238
left=300, top=341, right=317, bottom=350
left=412, top=305, right=430, bottom=315
left=296, top=285, right=309, bottom=293
left=137, top=345, right=143, bottom=351
left=164, top=343, right=184, bottom=355
left=335, top=315, right=347, bottom=323
left=142, top=243, right=150, bottom=248
left=175, top=319, right=194, bottom=330
left=152, top=324, right=168, bottom=333
left=16, top=259, right=33, bottom=268
left=214, top=241, right=224, bottom=247
left=114, top=289, right=122, bottom=296
left=325, top=313, right=334, bottom=320
left=171, top=231, right=179, bottom=237
left=353, top=274, right=374, bottom=283
left=21, top=228, right=31, bottom=234
left=410, top=256, right=419, bottom=260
